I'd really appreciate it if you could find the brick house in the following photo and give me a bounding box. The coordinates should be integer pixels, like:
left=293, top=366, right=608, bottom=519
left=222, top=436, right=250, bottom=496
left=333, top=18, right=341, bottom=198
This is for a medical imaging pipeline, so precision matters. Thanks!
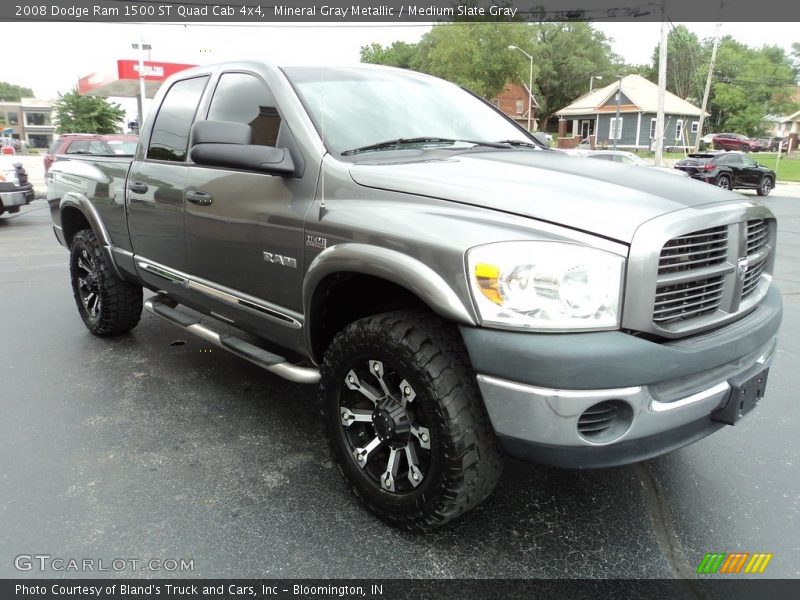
left=489, top=83, right=539, bottom=131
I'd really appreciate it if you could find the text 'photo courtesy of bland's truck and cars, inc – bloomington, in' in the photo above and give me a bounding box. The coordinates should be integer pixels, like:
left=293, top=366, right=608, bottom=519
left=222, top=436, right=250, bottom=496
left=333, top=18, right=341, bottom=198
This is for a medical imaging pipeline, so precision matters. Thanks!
left=1, top=0, right=800, bottom=596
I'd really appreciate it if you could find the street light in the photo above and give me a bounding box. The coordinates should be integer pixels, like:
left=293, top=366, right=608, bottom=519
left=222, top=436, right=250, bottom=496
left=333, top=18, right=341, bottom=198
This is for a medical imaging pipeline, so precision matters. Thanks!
left=131, top=41, right=152, bottom=133
left=508, top=45, right=533, bottom=133
left=589, top=75, right=603, bottom=93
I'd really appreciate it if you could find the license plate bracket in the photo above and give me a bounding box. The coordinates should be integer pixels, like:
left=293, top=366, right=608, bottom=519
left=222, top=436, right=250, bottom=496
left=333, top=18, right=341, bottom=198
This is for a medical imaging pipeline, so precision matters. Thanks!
left=712, top=368, right=769, bottom=425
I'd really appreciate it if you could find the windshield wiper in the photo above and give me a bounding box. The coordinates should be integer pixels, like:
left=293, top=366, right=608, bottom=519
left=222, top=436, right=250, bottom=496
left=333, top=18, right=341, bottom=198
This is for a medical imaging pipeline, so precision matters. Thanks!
left=341, top=137, right=510, bottom=156
left=494, top=139, right=543, bottom=149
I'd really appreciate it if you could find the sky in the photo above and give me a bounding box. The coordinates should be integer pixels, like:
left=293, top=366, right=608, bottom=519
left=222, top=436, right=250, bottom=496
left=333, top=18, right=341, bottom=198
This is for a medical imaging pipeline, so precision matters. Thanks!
left=3, top=21, right=797, bottom=122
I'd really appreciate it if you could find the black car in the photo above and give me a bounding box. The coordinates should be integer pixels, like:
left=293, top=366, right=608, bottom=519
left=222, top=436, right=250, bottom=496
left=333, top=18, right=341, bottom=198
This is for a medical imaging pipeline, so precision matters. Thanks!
left=674, top=152, right=776, bottom=196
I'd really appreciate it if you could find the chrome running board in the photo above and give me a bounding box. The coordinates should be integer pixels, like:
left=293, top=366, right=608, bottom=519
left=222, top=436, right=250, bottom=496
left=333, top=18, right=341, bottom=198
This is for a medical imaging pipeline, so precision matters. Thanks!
left=144, top=295, right=320, bottom=385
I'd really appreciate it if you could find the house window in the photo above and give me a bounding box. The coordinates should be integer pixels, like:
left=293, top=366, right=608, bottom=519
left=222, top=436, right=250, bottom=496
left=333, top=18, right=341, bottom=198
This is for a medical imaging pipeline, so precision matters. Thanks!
left=24, top=111, right=51, bottom=126
left=491, top=99, right=499, bottom=108
left=691, top=121, right=699, bottom=134
left=609, top=117, right=623, bottom=140
left=0, top=110, right=5, bottom=126
left=8, top=111, right=19, bottom=125
left=515, top=100, right=524, bottom=114
left=675, top=119, right=683, bottom=141
left=649, top=118, right=657, bottom=139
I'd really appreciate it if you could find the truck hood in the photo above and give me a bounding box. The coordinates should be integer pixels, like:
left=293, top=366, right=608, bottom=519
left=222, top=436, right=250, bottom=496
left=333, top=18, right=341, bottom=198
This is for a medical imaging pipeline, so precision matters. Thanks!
left=349, top=151, right=736, bottom=243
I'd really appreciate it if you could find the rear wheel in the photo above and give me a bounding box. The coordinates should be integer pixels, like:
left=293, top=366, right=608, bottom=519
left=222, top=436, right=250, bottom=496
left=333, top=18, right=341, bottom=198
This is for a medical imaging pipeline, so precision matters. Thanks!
left=321, top=310, right=503, bottom=532
left=716, top=175, right=732, bottom=190
left=757, top=176, right=773, bottom=196
left=69, top=229, right=143, bottom=335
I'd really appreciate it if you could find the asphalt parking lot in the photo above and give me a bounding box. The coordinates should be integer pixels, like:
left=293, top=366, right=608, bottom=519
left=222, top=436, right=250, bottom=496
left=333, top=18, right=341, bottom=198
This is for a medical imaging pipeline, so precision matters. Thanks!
left=1, top=167, right=799, bottom=579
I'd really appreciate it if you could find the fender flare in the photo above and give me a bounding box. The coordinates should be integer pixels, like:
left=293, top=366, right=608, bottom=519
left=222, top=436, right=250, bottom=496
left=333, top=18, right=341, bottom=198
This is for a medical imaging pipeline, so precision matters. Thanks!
left=60, top=193, right=125, bottom=279
left=303, top=243, right=478, bottom=355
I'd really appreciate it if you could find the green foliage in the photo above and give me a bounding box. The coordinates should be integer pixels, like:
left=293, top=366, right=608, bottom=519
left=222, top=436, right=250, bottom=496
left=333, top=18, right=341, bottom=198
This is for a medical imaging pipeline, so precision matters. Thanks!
left=361, top=21, right=621, bottom=127
left=708, top=37, right=797, bottom=136
left=54, top=88, right=125, bottom=134
left=647, top=25, right=707, bottom=102
left=0, top=81, right=34, bottom=102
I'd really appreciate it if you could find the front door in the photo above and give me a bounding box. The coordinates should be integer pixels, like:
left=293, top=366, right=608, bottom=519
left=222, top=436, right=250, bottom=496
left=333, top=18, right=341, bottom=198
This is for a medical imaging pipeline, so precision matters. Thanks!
left=184, top=71, right=314, bottom=327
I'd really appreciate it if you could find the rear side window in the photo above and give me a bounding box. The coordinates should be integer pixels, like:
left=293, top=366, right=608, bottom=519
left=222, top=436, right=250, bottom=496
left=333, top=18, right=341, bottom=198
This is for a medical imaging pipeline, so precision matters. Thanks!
left=147, top=76, right=209, bottom=162
left=207, top=72, right=281, bottom=147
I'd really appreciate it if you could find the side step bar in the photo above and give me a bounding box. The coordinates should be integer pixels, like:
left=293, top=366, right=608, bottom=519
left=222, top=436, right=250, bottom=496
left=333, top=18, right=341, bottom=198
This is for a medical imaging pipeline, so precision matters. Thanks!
left=144, top=295, right=320, bottom=384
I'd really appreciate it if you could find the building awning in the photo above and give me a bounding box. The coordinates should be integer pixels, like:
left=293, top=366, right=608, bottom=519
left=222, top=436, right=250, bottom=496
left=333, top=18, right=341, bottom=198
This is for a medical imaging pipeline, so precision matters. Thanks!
left=78, top=59, right=196, bottom=99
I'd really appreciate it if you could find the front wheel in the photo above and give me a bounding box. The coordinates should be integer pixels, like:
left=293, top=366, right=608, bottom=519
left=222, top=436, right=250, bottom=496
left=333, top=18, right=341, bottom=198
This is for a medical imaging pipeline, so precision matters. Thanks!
left=716, top=175, right=732, bottom=190
left=757, top=176, right=773, bottom=196
left=321, top=311, right=503, bottom=532
left=69, top=228, right=143, bottom=335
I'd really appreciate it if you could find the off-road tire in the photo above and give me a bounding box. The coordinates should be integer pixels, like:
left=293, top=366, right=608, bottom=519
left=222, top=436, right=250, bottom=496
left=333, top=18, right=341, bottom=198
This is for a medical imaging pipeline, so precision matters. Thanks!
left=69, top=228, right=142, bottom=335
left=757, top=176, right=773, bottom=197
left=321, top=310, right=504, bottom=532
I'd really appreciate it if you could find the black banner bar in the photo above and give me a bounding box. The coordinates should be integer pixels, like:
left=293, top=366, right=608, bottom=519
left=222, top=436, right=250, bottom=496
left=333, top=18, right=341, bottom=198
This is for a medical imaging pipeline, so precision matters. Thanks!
left=2, top=0, right=800, bottom=23
left=3, top=579, right=800, bottom=600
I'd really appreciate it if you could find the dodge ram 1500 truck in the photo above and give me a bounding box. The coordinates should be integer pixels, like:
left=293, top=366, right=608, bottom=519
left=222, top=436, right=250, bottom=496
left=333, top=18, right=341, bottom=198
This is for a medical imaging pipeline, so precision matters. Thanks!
left=47, top=62, right=782, bottom=531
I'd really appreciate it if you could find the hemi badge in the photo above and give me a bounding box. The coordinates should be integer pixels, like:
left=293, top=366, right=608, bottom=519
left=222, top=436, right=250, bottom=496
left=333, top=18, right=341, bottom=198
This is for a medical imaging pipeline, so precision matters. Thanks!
left=306, top=234, right=327, bottom=250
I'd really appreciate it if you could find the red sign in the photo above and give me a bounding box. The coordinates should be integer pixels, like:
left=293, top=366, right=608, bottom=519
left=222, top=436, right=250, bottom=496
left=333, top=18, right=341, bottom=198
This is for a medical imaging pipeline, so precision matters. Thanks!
left=117, top=59, right=196, bottom=82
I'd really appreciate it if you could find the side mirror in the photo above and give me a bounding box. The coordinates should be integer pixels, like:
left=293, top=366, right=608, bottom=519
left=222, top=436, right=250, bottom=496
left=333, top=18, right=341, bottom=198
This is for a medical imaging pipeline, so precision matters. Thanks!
left=189, top=120, right=295, bottom=177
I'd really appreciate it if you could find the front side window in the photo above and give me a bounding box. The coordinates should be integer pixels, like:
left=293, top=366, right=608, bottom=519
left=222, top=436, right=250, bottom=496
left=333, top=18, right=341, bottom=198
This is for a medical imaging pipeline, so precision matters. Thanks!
left=207, top=72, right=281, bottom=147
left=147, top=76, right=208, bottom=162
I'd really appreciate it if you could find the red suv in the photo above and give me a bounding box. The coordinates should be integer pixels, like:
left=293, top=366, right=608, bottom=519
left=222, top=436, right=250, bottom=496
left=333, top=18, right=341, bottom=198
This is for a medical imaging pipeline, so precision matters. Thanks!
left=711, top=133, right=763, bottom=152
left=44, top=134, right=138, bottom=174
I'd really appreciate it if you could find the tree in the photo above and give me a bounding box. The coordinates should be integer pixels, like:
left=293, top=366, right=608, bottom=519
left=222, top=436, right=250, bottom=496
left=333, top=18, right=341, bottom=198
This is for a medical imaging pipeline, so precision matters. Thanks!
left=707, top=38, right=797, bottom=136
left=523, top=22, right=622, bottom=127
left=0, top=81, right=35, bottom=102
left=361, top=21, right=621, bottom=129
left=54, top=88, right=125, bottom=134
left=646, top=25, right=707, bottom=103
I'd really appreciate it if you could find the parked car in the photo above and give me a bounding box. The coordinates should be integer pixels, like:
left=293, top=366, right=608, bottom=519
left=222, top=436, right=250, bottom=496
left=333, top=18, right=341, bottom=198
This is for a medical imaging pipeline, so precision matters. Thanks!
left=712, top=133, right=763, bottom=152
left=674, top=151, right=776, bottom=195
left=0, top=157, right=35, bottom=216
left=47, top=61, right=781, bottom=531
left=44, top=134, right=138, bottom=174
left=582, top=150, right=689, bottom=176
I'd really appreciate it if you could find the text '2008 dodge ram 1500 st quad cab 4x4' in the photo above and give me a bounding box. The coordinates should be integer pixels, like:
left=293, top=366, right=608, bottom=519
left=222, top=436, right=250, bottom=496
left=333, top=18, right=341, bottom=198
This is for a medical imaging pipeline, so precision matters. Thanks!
left=47, top=62, right=782, bottom=531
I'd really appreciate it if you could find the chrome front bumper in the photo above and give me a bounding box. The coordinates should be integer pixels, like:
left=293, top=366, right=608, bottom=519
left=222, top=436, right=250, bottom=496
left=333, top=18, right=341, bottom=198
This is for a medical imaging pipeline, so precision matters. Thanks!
left=477, top=336, right=777, bottom=467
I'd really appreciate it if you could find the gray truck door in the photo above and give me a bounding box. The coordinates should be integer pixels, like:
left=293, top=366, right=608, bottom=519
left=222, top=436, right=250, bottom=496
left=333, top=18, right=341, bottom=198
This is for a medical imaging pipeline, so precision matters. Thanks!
left=184, top=71, right=313, bottom=318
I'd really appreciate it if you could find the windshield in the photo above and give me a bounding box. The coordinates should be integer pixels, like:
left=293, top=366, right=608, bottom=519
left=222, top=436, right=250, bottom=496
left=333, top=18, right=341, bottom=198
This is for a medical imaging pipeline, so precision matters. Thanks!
left=283, top=66, right=532, bottom=155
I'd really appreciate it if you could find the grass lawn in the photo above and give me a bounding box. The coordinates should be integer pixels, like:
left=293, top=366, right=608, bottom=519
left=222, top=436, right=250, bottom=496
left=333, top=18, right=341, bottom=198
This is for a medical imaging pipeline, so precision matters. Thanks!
left=749, top=153, right=800, bottom=183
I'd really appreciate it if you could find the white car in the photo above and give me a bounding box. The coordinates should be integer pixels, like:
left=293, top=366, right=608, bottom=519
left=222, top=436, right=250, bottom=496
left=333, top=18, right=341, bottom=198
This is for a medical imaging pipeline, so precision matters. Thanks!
left=577, top=150, right=690, bottom=177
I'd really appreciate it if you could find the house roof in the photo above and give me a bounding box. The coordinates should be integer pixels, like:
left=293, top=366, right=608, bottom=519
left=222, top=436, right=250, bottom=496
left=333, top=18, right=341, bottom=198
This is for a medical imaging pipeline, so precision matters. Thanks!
left=556, top=74, right=705, bottom=118
left=781, top=108, right=800, bottom=123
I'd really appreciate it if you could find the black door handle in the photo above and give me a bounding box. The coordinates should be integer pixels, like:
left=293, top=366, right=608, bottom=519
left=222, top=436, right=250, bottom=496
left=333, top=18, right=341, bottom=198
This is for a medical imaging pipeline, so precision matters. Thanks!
left=186, top=190, right=213, bottom=206
left=128, top=181, right=148, bottom=194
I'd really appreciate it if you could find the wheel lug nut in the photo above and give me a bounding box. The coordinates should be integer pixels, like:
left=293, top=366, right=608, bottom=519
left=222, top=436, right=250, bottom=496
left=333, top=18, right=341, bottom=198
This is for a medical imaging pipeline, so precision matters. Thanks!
left=404, top=386, right=411, bottom=396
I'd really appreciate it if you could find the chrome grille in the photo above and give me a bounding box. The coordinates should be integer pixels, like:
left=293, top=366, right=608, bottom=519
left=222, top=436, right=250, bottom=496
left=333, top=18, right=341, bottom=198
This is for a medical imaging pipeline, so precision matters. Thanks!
left=746, top=219, right=768, bottom=255
left=657, top=226, right=728, bottom=275
left=742, top=259, right=767, bottom=298
left=653, top=276, right=724, bottom=323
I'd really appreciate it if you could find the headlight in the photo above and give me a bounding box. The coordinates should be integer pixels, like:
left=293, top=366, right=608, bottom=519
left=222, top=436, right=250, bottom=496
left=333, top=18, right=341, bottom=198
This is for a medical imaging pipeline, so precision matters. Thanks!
left=467, top=241, right=625, bottom=331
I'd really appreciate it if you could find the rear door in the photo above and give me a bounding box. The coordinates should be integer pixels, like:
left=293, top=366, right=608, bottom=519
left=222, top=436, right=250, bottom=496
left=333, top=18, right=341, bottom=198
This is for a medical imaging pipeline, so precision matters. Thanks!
left=127, top=75, right=209, bottom=289
left=184, top=70, right=314, bottom=323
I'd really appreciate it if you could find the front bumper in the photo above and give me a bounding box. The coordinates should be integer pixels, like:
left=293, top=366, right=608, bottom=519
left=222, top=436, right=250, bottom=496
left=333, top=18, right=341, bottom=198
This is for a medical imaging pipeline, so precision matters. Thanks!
left=461, top=285, right=782, bottom=468
left=0, top=189, right=29, bottom=208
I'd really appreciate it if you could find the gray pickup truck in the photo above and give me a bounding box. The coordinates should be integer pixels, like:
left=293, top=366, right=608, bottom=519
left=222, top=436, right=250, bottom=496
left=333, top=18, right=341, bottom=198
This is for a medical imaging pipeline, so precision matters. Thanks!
left=47, top=61, right=782, bottom=531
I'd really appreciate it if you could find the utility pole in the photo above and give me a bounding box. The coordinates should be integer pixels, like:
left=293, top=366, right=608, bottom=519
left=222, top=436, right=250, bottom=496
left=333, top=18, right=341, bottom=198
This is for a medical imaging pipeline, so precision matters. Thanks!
left=612, top=76, right=622, bottom=151
left=654, top=18, right=668, bottom=167
left=694, top=24, right=721, bottom=152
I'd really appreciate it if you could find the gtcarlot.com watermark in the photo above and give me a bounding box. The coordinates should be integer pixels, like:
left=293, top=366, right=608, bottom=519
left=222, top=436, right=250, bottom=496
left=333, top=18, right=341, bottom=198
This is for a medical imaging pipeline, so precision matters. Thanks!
left=14, top=554, right=194, bottom=573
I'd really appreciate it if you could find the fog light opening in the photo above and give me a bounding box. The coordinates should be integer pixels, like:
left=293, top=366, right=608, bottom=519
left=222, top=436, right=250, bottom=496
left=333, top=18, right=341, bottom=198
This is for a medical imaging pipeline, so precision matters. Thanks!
left=577, top=400, right=633, bottom=443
